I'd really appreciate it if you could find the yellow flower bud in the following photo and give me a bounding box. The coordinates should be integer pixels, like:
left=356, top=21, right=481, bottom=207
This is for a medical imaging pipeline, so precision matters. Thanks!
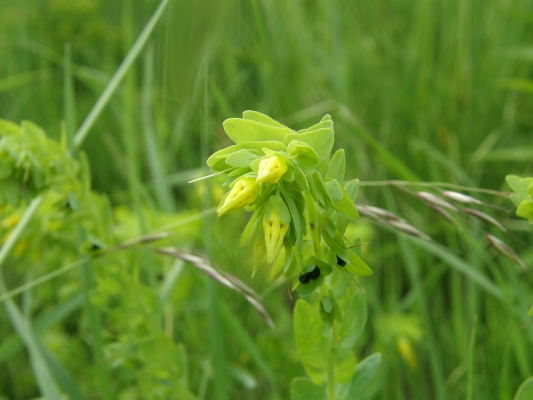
left=217, top=177, right=259, bottom=216
left=263, top=209, right=289, bottom=263
left=256, top=156, right=288, bottom=184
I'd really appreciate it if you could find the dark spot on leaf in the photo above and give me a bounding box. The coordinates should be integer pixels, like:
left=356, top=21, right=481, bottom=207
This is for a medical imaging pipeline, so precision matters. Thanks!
left=336, top=255, right=346, bottom=267
left=308, top=266, right=320, bottom=280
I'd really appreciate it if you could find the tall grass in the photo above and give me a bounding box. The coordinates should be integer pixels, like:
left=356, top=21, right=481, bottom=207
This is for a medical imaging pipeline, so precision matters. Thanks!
left=1, top=0, right=533, bottom=399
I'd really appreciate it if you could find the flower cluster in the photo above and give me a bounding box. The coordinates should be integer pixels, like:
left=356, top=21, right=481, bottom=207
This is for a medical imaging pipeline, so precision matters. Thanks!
left=204, top=110, right=371, bottom=292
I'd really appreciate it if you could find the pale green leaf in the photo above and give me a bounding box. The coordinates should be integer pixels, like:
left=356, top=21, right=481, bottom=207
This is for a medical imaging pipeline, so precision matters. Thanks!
left=335, top=186, right=359, bottom=219
left=290, top=377, right=326, bottom=400
left=270, top=195, right=291, bottom=225
left=242, top=110, right=290, bottom=129
left=344, top=179, right=359, bottom=202
left=335, top=290, right=367, bottom=350
left=285, top=128, right=334, bottom=161
left=206, top=141, right=287, bottom=171
left=294, top=300, right=328, bottom=383
left=326, top=149, right=345, bottom=182
left=334, top=350, right=356, bottom=383
left=515, top=377, right=533, bottom=400
left=225, top=149, right=259, bottom=167
left=241, top=206, right=264, bottom=246
left=293, top=164, right=310, bottom=192
left=223, top=118, right=291, bottom=144
left=343, top=353, right=381, bottom=399
left=321, top=296, right=333, bottom=313
left=346, top=251, right=372, bottom=276
left=325, top=180, right=343, bottom=203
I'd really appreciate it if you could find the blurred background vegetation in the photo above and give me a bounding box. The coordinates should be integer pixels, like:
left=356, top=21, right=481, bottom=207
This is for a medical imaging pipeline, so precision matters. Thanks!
left=1, top=0, right=533, bottom=399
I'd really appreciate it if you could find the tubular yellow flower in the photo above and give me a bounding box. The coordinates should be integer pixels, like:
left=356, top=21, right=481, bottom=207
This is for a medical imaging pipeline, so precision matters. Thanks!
left=217, top=177, right=259, bottom=216
left=263, top=209, right=289, bottom=263
left=256, top=156, right=288, bottom=184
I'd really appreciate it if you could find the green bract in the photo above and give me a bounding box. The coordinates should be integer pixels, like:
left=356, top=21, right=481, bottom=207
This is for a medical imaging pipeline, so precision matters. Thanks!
left=206, top=110, right=371, bottom=293
left=506, top=175, right=533, bottom=224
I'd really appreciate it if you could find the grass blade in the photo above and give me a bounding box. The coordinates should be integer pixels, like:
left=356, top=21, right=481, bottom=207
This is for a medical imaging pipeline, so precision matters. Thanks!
left=73, top=0, right=170, bottom=149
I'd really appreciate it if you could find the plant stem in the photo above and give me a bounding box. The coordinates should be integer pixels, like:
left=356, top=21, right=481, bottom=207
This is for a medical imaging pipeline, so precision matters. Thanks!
left=327, top=335, right=335, bottom=400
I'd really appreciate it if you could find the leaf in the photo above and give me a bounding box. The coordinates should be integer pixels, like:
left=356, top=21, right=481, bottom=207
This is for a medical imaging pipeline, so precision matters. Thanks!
left=506, top=175, right=533, bottom=198
left=515, top=376, right=533, bottom=400
left=313, top=173, right=335, bottom=207
left=326, top=149, right=345, bottom=182
left=344, top=179, right=359, bottom=203
left=293, top=164, right=310, bottom=192
left=242, top=110, right=290, bottom=129
left=334, top=350, right=356, bottom=383
left=346, top=251, right=372, bottom=276
left=321, top=296, right=333, bottom=313
left=329, top=289, right=343, bottom=323
left=517, top=199, right=533, bottom=220
left=241, top=206, right=264, bottom=246
left=270, top=195, right=291, bottom=225
left=344, top=353, right=381, bottom=399
left=297, top=115, right=334, bottom=134
left=225, top=149, right=259, bottom=167
left=325, top=180, right=343, bottom=203
left=290, top=377, right=327, bottom=400
left=335, top=290, right=367, bottom=350
left=287, top=140, right=320, bottom=174
left=293, top=300, right=328, bottom=383
left=285, top=128, right=334, bottom=161
left=207, top=141, right=287, bottom=171
left=280, top=181, right=303, bottom=248
left=223, top=118, right=291, bottom=144
left=335, top=186, right=359, bottom=219
left=0, top=118, right=21, bottom=134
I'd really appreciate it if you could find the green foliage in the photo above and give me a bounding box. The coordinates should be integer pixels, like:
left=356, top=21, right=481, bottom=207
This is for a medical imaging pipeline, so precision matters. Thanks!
left=206, top=111, right=374, bottom=399
left=290, top=378, right=327, bottom=400
left=208, top=111, right=370, bottom=284
left=0, top=119, right=78, bottom=207
left=506, top=175, right=533, bottom=224
left=515, top=377, right=533, bottom=400
left=2, top=0, right=533, bottom=399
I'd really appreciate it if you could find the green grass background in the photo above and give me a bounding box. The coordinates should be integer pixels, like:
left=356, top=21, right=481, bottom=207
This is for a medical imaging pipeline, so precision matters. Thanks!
left=1, top=0, right=533, bottom=399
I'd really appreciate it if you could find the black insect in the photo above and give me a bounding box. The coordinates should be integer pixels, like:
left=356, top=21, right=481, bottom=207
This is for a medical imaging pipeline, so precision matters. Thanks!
left=336, top=255, right=346, bottom=267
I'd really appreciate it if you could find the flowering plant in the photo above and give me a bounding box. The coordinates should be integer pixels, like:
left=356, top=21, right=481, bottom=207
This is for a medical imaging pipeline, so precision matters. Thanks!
left=203, top=111, right=377, bottom=396
left=206, top=110, right=371, bottom=288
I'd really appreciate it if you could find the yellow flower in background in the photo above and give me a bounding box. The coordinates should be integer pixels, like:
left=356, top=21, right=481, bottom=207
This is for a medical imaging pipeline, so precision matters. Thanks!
left=263, top=209, right=289, bottom=263
left=397, top=337, right=418, bottom=370
left=256, top=156, right=287, bottom=184
left=217, top=177, right=259, bottom=216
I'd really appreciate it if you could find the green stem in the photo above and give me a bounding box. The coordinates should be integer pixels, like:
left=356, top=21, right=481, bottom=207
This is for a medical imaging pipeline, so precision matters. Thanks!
left=327, top=335, right=335, bottom=400
left=466, top=315, right=478, bottom=400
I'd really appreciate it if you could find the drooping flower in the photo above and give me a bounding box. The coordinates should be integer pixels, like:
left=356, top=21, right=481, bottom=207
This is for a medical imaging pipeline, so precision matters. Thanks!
left=256, top=156, right=288, bottom=185
left=263, top=208, right=289, bottom=263
left=217, top=177, right=259, bottom=216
